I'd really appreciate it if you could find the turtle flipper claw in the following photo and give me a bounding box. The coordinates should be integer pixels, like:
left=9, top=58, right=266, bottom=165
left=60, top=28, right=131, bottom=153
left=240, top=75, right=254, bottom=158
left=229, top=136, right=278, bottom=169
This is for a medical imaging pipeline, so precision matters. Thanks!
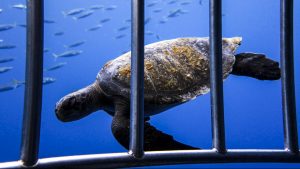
left=231, top=53, right=281, bottom=80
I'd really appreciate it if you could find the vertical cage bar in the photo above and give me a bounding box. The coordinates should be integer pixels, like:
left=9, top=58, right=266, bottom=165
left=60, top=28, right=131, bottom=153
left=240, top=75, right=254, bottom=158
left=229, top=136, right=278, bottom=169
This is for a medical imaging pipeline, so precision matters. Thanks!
left=280, top=0, right=298, bottom=153
left=209, top=0, right=226, bottom=153
left=129, top=0, right=145, bottom=158
left=20, top=0, right=44, bottom=166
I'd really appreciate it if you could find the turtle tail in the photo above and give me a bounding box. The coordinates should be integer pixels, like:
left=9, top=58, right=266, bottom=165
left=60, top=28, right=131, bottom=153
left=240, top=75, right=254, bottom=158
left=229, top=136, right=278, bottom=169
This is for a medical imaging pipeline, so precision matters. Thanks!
left=231, top=53, right=281, bottom=80
left=55, top=82, right=103, bottom=122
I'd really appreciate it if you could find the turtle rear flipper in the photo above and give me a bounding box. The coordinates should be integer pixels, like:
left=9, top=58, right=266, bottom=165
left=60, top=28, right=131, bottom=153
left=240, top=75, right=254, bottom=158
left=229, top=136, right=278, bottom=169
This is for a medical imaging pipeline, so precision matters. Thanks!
left=231, top=53, right=281, bottom=80
left=111, top=99, right=199, bottom=151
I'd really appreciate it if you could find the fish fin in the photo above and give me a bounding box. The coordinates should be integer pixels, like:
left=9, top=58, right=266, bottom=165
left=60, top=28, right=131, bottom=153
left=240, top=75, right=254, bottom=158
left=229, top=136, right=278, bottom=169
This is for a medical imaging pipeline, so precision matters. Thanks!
left=12, top=79, right=19, bottom=85
left=52, top=53, right=59, bottom=61
left=12, top=79, right=24, bottom=87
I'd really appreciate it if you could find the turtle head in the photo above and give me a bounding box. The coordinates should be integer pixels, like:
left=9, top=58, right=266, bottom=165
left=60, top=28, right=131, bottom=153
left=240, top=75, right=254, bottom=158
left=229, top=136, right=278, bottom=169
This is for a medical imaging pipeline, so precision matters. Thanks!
left=55, top=82, right=107, bottom=122
left=222, top=37, right=242, bottom=54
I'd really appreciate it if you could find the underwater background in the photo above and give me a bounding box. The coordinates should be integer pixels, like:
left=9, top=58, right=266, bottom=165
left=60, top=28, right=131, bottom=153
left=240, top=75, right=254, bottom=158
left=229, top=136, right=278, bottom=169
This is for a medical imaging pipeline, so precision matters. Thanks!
left=0, top=0, right=300, bottom=168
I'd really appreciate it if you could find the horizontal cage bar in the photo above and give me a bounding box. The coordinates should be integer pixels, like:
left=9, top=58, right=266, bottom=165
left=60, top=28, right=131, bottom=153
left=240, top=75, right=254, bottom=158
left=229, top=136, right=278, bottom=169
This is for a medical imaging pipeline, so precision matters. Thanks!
left=1, top=149, right=300, bottom=169
left=0, top=0, right=295, bottom=168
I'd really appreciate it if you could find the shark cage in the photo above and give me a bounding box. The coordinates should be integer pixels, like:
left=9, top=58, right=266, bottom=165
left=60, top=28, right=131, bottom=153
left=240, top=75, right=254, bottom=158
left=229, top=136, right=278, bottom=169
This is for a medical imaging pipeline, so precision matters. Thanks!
left=0, top=0, right=299, bottom=168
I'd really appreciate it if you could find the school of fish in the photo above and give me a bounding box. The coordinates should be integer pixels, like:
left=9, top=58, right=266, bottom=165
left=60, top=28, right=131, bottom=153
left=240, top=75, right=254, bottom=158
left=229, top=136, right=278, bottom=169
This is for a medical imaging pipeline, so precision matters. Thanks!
left=0, top=0, right=203, bottom=93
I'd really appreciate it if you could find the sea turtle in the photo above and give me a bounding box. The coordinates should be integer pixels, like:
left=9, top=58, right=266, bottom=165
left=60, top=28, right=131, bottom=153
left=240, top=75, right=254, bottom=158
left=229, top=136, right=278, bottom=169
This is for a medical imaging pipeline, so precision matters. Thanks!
left=55, top=37, right=280, bottom=151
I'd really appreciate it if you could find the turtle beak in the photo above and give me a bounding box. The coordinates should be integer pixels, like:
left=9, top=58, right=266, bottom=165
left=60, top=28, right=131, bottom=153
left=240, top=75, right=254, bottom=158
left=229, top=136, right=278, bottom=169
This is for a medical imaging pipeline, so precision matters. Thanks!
left=55, top=94, right=95, bottom=122
left=55, top=83, right=104, bottom=122
left=223, top=37, right=242, bottom=54
left=55, top=95, right=83, bottom=122
left=230, top=37, right=242, bottom=46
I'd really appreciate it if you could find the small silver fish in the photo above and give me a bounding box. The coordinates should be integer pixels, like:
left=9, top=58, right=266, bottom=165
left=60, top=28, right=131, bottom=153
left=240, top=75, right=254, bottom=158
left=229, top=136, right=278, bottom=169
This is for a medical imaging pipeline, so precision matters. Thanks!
left=179, top=9, right=189, bottom=14
left=53, top=50, right=83, bottom=59
left=105, top=5, right=117, bottom=11
left=54, top=31, right=64, bottom=36
left=18, top=24, right=27, bottom=28
left=168, top=0, right=178, bottom=5
left=0, top=80, right=24, bottom=92
left=167, top=9, right=182, bottom=17
left=12, top=4, right=27, bottom=10
left=0, top=44, right=16, bottom=49
left=86, top=24, right=102, bottom=31
left=44, top=19, right=55, bottom=24
left=100, top=18, right=111, bottom=23
left=115, top=34, right=126, bottom=39
left=73, top=10, right=94, bottom=20
left=0, top=85, right=16, bottom=92
left=180, top=1, right=191, bottom=5
left=62, top=8, right=85, bottom=16
left=0, top=57, right=14, bottom=63
left=147, top=2, right=158, bottom=7
left=159, top=18, right=168, bottom=24
left=117, top=26, right=130, bottom=31
left=90, top=5, right=104, bottom=10
left=153, top=9, right=163, bottom=13
left=0, top=24, right=16, bottom=32
left=0, top=66, right=13, bottom=73
left=44, top=62, right=67, bottom=71
left=43, top=77, right=56, bottom=85
left=44, top=48, right=50, bottom=53
left=145, top=31, right=154, bottom=35
left=65, top=40, right=86, bottom=48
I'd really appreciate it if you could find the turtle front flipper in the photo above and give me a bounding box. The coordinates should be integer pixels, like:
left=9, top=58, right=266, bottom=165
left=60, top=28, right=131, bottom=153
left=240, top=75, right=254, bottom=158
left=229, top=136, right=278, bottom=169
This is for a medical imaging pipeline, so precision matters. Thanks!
left=111, top=99, right=199, bottom=151
left=55, top=81, right=105, bottom=122
left=231, top=53, right=281, bottom=80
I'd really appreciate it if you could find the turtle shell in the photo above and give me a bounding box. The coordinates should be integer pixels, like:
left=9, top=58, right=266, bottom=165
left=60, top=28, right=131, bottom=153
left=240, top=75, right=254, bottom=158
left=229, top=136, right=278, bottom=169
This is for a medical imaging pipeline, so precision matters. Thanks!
left=97, top=37, right=241, bottom=105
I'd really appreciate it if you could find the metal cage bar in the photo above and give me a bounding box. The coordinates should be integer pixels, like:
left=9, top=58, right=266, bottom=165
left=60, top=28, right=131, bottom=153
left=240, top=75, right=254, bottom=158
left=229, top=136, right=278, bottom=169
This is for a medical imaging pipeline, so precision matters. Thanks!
left=20, top=0, right=44, bottom=167
left=129, top=0, right=145, bottom=158
left=0, top=0, right=299, bottom=169
left=1, top=149, right=300, bottom=169
left=280, top=0, right=298, bottom=153
left=209, top=0, right=226, bottom=153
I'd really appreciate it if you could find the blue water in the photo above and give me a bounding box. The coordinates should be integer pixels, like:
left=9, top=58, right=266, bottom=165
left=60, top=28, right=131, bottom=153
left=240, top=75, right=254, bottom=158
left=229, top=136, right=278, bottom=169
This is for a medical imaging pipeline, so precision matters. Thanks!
left=0, top=0, right=300, bottom=168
